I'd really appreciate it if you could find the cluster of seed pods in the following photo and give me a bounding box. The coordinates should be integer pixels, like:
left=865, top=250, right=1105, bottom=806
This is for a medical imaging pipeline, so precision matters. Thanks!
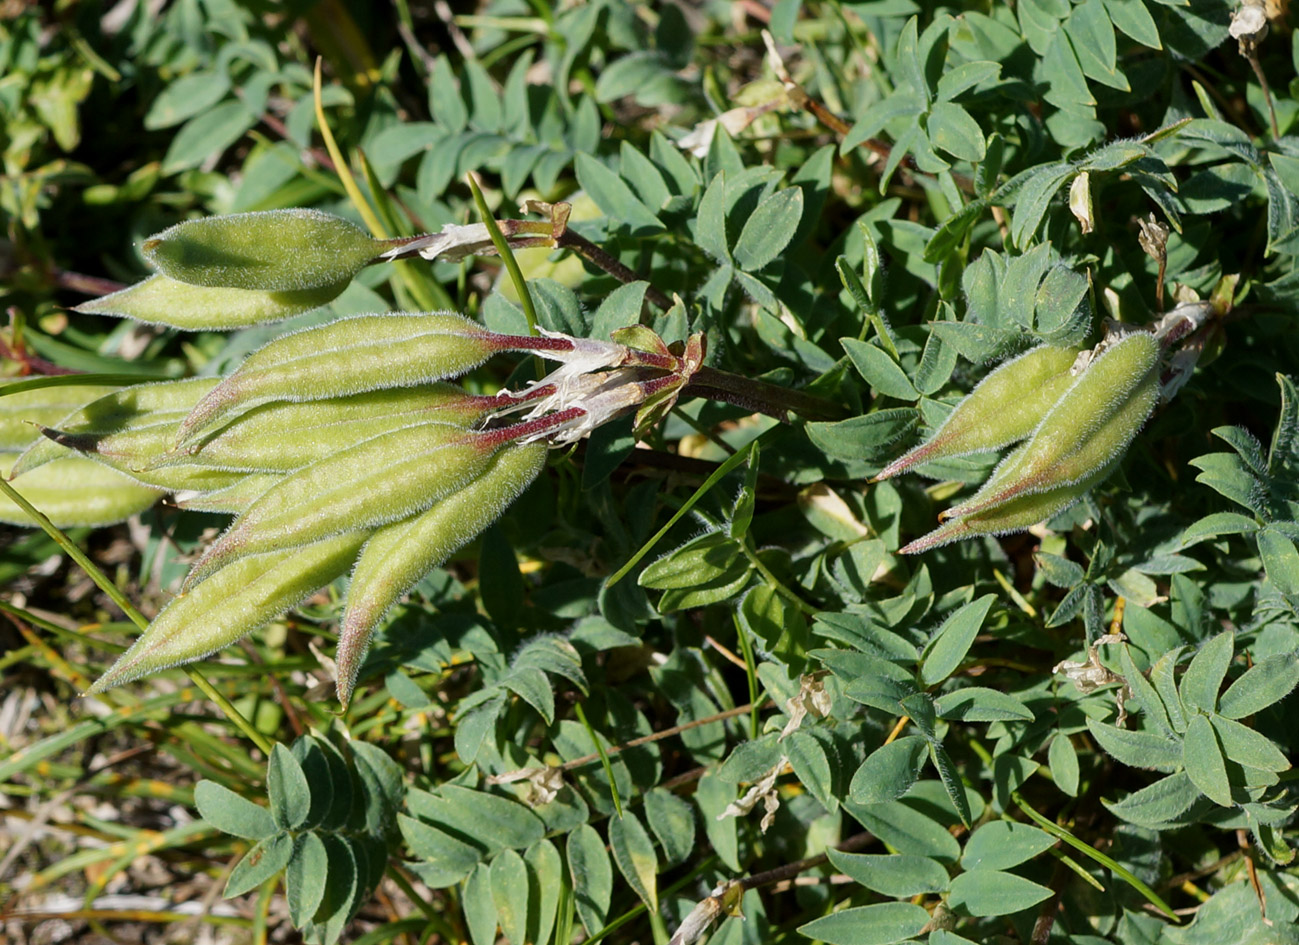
left=876, top=332, right=1164, bottom=553
left=22, top=210, right=660, bottom=705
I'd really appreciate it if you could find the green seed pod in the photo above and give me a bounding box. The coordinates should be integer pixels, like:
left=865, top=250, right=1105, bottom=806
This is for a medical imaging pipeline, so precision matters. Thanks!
left=88, top=532, right=367, bottom=694
left=183, top=423, right=500, bottom=589
left=176, top=312, right=505, bottom=444
left=12, top=377, right=216, bottom=471
left=75, top=273, right=349, bottom=330
left=172, top=474, right=284, bottom=514
left=335, top=441, right=547, bottom=706
left=0, top=384, right=121, bottom=451
left=8, top=379, right=241, bottom=492
left=899, top=473, right=1100, bottom=554
left=943, top=332, right=1160, bottom=520
left=142, top=209, right=383, bottom=292
left=0, top=455, right=163, bottom=527
left=876, top=344, right=1082, bottom=480
left=155, top=384, right=490, bottom=473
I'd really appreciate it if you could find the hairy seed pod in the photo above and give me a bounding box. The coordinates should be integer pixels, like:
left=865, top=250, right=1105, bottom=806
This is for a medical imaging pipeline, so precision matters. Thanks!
left=156, top=384, right=491, bottom=473
left=171, top=475, right=284, bottom=514
left=335, top=442, right=547, bottom=706
left=876, top=344, right=1082, bottom=480
left=88, top=532, right=367, bottom=693
left=176, top=312, right=508, bottom=444
left=0, top=455, right=162, bottom=527
left=11, top=378, right=216, bottom=478
left=75, top=274, right=349, bottom=330
left=182, top=423, right=501, bottom=589
left=8, top=379, right=244, bottom=493
left=0, top=384, right=122, bottom=452
left=898, top=473, right=1101, bottom=554
left=941, top=332, right=1160, bottom=521
left=142, top=209, right=383, bottom=292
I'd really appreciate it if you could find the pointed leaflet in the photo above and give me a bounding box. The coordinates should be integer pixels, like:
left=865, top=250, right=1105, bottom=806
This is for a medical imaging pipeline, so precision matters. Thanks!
left=797, top=903, right=930, bottom=945
left=608, top=811, right=658, bottom=910
left=1218, top=652, right=1299, bottom=719
left=490, top=849, right=531, bottom=945
left=194, top=781, right=276, bottom=840
left=1179, top=631, right=1234, bottom=713
left=268, top=743, right=311, bottom=830
left=920, top=595, right=996, bottom=685
left=1182, top=715, right=1234, bottom=807
left=334, top=442, right=546, bottom=705
left=567, top=823, right=612, bottom=937
left=143, top=209, right=384, bottom=292
left=90, top=532, right=365, bottom=692
left=225, top=832, right=293, bottom=898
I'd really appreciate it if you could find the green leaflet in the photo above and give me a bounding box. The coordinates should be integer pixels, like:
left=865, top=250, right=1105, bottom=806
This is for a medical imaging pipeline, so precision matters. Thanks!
left=877, top=344, right=1082, bottom=480
left=175, top=312, right=505, bottom=443
left=75, top=273, right=349, bottom=330
left=89, top=531, right=367, bottom=693
left=182, top=423, right=498, bottom=589
left=0, top=454, right=163, bottom=528
left=335, top=441, right=547, bottom=705
left=142, top=209, right=384, bottom=292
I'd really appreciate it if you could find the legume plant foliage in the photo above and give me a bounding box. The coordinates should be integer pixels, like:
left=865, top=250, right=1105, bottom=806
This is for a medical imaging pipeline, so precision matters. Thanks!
left=2, top=2, right=1298, bottom=944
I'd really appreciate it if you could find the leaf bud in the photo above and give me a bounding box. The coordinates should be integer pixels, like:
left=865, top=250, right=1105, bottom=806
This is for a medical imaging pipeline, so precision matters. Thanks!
left=876, top=344, right=1083, bottom=480
left=142, top=209, right=383, bottom=292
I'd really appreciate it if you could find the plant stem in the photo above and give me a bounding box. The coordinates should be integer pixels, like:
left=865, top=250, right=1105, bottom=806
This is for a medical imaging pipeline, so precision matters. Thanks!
left=553, top=227, right=674, bottom=312
left=685, top=365, right=845, bottom=421
left=558, top=702, right=757, bottom=772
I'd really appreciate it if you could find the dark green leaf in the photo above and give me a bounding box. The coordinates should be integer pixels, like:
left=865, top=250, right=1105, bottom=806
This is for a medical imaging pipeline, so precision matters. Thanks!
left=1182, top=714, right=1233, bottom=807
left=226, top=831, right=293, bottom=898
left=797, top=902, right=930, bottom=945
left=286, top=831, right=329, bottom=927
left=608, top=811, right=658, bottom=910
left=268, top=743, right=311, bottom=831
left=948, top=869, right=1053, bottom=916
left=733, top=187, right=804, bottom=271
left=1218, top=652, right=1299, bottom=719
left=961, top=821, right=1057, bottom=870
left=194, top=780, right=276, bottom=841
left=828, top=850, right=950, bottom=897
left=1086, top=719, right=1182, bottom=772
left=567, top=824, right=613, bottom=937
left=920, top=595, right=995, bottom=685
